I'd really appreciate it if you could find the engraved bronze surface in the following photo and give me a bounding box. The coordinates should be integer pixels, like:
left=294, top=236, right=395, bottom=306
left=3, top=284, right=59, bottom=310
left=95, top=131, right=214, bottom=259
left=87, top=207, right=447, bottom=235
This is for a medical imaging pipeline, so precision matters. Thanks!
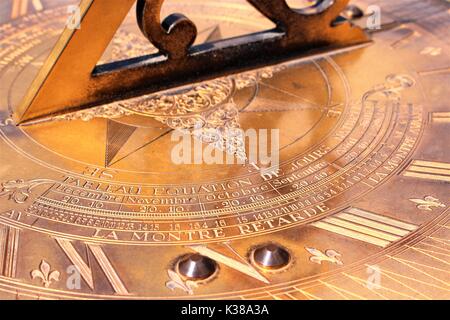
left=0, top=0, right=449, bottom=300
left=14, top=0, right=369, bottom=124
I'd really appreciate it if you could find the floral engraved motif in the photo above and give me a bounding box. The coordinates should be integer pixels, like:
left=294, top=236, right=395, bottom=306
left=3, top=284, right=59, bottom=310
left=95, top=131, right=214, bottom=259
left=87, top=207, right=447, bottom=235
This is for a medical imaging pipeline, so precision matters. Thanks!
left=409, top=196, right=445, bottom=211
left=0, top=179, right=55, bottom=204
left=54, top=105, right=134, bottom=122
left=53, top=40, right=282, bottom=126
left=124, top=78, right=235, bottom=119
left=234, top=65, right=285, bottom=90
left=363, top=74, right=415, bottom=105
left=306, top=247, right=343, bottom=265
left=31, top=260, right=61, bottom=288
left=165, top=269, right=198, bottom=295
left=49, top=30, right=284, bottom=160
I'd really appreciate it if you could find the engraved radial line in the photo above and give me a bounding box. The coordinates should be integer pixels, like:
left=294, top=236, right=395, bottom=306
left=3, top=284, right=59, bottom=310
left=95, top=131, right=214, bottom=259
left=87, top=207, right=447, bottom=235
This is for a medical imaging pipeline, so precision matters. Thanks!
left=0, top=226, right=20, bottom=277
left=323, top=217, right=402, bottom=242
left=404, top=160, right=450, bottom=182
left=0, top=225, right=6, bottom=274
left=374, top=268, right=432, bottom=300
left=55, top=238, right=94, bottom=290
left=380, top=268, right=450, bottom=294
left=20, top=0, right=28, bottom=16
left=346, top=207, right=418, bottom=231
left=56, top=239, right=130, bottom=295
left=354, top=265, right=428, bottom=299
left=88, top=244, right=129, bottom=296
left=294, top=288, right=321, bottom=300
left=404, top=172, right=450, bottom=182
left=6, top=228, right=19, bottom=277
left=320, top=281, right=351, bottom=300
left=411, top=246, right=450, bottom=259
left=189, top=245, right=269, bottom=284
left=400, top=250, right=450, bottom=273
left=312, top=208, right=418, bottom=248
left=335, top=213, right=410, bottom=236
left=259, top=83, right=321, bottom=108
left=320, top=280, right=367, bottom=300
left=430, top=112, right=450, bottom=124
left=105, top=119, right=136, bottom=167
left=418, top=66, right=450, bottom=76
left=31, top=0, right=43, bottom=11
left=108, top=129, right=172, bottom=167
left=242, top=99, right=319, bottom=113
left=343, top=273, right=389, bottom=300
left=408, top=247, right=450, bottom=266
left=107, top=25, right=224, bottom=167
left=429, top=237, right=450, bottom=247
left=311, top=221, right=391, bottom=247
left=408, top=166, right=450, bottom=176
left=11, top=0, right=43, bottom=19
left=386, top=257, right=450, bottom=289
left=389, top=29, right=415, bottom=48
left=411, top=160, right=450, bottom=170
left=11, top=0, right=20, bottom=19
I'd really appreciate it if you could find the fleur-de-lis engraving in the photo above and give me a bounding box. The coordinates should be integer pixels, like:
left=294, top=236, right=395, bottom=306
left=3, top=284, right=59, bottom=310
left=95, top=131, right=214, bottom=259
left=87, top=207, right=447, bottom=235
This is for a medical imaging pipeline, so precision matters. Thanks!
left=306, top=247, right=343, bottom=265
left=165, top=269, right=198, bottom=295
left=31, top=260, right=61, bottom=288
left=409, top=196, right=445, bottom=211
left=0, top=179, right=54, bottom=204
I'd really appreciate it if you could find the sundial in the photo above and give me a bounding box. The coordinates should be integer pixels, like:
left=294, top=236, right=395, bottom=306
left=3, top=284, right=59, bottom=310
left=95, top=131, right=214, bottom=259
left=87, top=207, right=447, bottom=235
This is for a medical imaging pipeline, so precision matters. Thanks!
left=0, top=0, right=449, bottom=300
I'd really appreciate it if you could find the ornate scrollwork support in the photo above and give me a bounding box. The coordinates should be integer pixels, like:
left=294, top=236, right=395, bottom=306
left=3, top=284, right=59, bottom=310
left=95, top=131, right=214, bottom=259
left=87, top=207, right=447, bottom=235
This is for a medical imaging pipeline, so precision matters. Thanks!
left=135, top=0, right=368, bottom=61
left=16, top=0, right=370, bottom=125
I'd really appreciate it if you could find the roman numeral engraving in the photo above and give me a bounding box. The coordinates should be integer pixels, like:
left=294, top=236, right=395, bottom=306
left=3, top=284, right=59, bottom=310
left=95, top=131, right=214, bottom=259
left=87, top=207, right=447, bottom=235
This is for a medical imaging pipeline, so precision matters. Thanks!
left=0, top=225, right=20, bottom=277
left=189, top=244, right=269, bottom=284
left=311, top=208, right=418, bottom=248
left=55, top=238, right=129, bottom=295
left=10, top=0, right=43, bottom=19
left=430, top=112, right=450, bottom=124
left=403, top=160, right=450, bottom=183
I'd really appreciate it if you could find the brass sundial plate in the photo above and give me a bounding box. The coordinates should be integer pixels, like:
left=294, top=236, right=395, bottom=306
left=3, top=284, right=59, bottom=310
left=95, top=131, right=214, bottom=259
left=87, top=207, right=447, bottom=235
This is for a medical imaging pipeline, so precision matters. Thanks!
left=0, top=0, right=449, bottom=299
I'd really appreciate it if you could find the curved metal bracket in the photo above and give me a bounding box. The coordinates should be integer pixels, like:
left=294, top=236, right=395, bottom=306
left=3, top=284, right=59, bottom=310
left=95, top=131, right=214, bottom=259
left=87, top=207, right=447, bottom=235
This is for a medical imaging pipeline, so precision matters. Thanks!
left=136, top=0, right=197, bottom=59
left=15, top=0, right=370, bottom=125
left=135, top=0, right=368, bottom=58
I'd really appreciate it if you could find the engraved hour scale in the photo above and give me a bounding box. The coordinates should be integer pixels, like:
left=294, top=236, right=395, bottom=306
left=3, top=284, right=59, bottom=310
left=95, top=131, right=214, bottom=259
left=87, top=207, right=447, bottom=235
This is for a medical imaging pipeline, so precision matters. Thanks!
left=0, top=0, right=448, bottom=300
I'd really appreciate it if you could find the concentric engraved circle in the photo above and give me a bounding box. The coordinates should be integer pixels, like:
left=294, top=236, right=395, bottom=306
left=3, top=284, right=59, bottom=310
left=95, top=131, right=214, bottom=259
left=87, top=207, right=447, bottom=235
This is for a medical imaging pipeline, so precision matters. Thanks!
left=0, top=2, right=425, bottom=246
left=1, top=0, right=449, bottom=301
